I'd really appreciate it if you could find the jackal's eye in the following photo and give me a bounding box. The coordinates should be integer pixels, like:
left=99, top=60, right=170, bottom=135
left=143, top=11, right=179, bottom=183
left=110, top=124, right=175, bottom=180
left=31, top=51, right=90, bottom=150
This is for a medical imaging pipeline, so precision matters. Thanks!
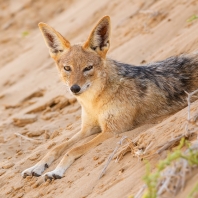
left=63, top=66, right=71, bottom=72
left=83, top=65, right=93, bottom=72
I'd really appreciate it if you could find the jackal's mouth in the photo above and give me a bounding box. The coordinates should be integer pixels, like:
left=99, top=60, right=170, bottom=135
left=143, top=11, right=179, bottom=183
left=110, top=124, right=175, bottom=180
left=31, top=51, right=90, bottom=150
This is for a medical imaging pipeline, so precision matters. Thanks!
left=73, top=92, right=82, bottom=96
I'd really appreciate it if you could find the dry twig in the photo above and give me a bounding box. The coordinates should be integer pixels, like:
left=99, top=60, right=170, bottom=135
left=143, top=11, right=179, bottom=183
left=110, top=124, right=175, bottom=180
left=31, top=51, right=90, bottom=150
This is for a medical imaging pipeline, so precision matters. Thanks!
left=15, top=132, right=41, bottom=143
left=99, top=136, right=127, bottom=179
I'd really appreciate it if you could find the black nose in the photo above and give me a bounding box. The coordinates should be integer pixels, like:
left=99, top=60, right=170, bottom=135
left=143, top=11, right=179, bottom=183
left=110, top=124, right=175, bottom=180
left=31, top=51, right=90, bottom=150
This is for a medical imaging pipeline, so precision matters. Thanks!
left=70, top=84, right=81, bottom=93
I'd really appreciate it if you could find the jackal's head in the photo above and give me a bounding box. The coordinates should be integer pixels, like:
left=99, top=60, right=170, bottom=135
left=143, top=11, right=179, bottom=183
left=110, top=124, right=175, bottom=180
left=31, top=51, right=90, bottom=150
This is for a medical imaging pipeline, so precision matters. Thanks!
left=38, top=16, right=110, bottom=96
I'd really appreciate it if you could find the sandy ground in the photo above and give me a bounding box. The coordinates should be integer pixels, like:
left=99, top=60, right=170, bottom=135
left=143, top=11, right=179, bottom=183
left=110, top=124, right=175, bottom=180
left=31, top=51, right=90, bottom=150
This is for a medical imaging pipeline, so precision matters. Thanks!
left=1, top=0, right=198, bottom=197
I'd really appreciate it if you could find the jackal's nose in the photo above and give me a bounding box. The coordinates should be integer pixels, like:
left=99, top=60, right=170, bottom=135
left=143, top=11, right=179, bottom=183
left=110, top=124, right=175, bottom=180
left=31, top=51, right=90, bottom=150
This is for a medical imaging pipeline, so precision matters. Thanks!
left=70, top=84, right=81, bottom=94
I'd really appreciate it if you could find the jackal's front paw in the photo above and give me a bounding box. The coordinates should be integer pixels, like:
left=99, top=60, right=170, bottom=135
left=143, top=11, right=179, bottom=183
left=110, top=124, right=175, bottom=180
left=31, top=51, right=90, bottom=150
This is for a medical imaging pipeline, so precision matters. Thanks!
left=22, top=163, right=48, bottom=178
left=43, top=167, right=64, bottom=181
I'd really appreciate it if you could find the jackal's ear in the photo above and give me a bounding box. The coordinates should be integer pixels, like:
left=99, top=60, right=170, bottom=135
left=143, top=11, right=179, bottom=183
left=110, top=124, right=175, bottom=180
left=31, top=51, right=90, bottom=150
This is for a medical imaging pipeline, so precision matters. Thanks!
left=84, top=16, right=110, bottom=58
left=38, top=22, right=70, bottom=58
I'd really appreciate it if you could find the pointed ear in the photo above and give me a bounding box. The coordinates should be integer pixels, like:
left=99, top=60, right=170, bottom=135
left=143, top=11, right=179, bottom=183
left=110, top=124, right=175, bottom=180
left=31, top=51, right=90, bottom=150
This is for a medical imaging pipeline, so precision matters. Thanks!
left=38, top=22, right=70, bottom=58
left=84, top=16, right=110, bottom=58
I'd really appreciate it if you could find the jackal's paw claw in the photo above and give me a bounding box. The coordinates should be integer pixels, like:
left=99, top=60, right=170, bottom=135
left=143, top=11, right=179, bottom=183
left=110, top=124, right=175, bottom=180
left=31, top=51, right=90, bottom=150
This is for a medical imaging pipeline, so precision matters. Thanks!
left=22, top=164, right=47, bottom=178
left=43, top=169, right=64, bottom=181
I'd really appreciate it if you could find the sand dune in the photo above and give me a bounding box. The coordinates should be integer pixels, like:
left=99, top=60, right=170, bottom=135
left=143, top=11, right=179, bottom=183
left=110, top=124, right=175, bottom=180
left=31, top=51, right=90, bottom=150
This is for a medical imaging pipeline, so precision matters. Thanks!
left=1, top=1, right=198, bottom=197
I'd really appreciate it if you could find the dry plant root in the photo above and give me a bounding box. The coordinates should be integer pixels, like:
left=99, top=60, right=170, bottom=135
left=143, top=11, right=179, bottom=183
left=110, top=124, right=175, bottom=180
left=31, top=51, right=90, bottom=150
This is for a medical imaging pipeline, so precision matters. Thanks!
left=115, top=134, right=155, bottom=162
left=115, top=138, right=137, bottom=161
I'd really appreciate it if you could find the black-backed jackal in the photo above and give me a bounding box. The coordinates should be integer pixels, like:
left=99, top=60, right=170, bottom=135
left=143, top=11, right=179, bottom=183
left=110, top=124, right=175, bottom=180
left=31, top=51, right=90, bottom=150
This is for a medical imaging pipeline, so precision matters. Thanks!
left=22, top=16, right=198, bottom=180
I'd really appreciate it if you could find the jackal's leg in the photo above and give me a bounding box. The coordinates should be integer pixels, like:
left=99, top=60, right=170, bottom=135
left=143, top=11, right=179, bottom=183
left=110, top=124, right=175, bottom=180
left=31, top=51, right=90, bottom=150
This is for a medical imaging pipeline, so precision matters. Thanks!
left=43, top=132, right=112, bottom=180
left=22, top=126, right=100, bottom=178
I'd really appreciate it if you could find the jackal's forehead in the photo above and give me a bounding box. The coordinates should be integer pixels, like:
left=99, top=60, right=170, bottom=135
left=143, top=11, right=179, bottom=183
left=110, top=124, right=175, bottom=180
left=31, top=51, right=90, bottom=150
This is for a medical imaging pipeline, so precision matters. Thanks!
left=59, top=45, right=101, bottom=66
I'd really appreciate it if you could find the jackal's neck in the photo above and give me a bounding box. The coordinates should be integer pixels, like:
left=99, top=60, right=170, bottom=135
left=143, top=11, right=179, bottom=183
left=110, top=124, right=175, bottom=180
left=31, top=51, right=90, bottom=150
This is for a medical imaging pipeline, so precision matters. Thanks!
left=101, top=58, right=126, bottom=94
left=104, top=58, right=133, bottom=84
left=105, top=58, right=121, bottom=81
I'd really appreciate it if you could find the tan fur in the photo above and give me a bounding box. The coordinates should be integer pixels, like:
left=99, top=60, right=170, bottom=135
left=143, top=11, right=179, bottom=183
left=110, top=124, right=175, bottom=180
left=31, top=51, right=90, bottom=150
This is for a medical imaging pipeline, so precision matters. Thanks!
left=22, top=16, right=198, bottom=180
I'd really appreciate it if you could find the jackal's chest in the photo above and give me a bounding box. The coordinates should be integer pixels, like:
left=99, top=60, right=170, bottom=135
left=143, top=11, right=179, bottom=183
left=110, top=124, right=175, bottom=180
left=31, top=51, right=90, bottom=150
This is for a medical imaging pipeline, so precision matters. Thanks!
left=77, top=89, right=137, bottom=133
left=77, top=96, right=100, bottom=121
left=94, top=99, right=137, bottom=132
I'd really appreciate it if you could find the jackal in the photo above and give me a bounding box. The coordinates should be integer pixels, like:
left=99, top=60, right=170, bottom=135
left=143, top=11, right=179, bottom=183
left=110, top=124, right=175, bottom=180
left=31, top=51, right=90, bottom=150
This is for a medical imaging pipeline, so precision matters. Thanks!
left=22, top=16, right=198, bottom=180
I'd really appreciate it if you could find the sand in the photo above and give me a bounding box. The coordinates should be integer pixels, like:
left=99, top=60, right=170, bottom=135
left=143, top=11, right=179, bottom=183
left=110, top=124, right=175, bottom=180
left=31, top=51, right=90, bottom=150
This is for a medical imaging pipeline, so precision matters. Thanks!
left=1, top=0, right=198, bottom=197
